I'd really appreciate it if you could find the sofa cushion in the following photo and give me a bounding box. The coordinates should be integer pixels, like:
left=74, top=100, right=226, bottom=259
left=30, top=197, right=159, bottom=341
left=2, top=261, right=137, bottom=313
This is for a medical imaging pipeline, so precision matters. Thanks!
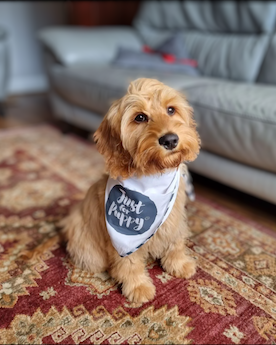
left=112, top=47, right=200, bottom=76
left=49, top=62, right=212, bottom=115
left=154, top=32, right=190, bottom=59
left=39, top=27, right=143, bottom=66
left=112, top=32, right=199, bottom=75
left=134, top=1, right=276, bottom=34
left=133, top=1, right=274, bottom=82
left=181, top=32, right=269, bottom=83
left=185, top=81, right=276, bottom=174
left=132, top=27, right=270, bottom=82
left=257, top=34, right=276, bottom=85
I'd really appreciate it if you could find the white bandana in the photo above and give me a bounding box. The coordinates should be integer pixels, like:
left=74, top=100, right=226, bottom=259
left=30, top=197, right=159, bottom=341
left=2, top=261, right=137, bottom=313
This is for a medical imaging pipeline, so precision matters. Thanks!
left=105, top=169, right=180, bottom=257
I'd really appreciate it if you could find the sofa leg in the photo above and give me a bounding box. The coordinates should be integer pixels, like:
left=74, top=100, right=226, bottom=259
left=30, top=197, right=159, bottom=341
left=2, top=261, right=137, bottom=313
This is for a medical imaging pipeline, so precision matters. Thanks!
left=0, top=102, right=5, bottom=117
left=56, top=119, right=75, bottom=134
left=56, top=119, right=92, bottom=140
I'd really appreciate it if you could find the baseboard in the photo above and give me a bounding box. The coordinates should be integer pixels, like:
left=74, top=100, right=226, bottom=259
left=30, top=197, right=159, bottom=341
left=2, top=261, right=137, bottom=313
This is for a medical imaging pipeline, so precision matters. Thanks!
left=7, top=74, right=49, bottom=95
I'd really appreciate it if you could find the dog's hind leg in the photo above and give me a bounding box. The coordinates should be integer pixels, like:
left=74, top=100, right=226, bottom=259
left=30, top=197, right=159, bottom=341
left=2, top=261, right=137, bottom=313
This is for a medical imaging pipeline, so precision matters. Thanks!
left=61, top=205, right=109, bottom=273
left=109, top=250, right=156, bottom=303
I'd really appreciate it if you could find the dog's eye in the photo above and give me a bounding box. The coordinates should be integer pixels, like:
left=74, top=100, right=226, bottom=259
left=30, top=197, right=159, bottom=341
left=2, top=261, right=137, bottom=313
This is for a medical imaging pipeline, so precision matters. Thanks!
left=167, top=107, right=175, bottom=116
left=135, top=113, right=148, bottom=123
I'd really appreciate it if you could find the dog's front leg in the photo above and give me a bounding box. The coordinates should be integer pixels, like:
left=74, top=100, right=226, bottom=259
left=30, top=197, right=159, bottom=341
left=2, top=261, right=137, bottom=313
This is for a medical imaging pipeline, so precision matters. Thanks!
left=109, top=251, right=155, bottom=303
left=161, top=240, right=196, bottom=279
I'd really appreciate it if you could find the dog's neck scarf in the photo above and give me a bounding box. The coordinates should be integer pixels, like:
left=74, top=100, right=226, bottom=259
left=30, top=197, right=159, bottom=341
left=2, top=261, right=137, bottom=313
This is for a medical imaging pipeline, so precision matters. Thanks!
left=105, top=169, right=181, bottom=257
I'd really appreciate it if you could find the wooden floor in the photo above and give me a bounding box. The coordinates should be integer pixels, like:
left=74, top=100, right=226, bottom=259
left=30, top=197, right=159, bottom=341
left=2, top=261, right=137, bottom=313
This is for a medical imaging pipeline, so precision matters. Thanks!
left=1, top=93, right=275, bottom=232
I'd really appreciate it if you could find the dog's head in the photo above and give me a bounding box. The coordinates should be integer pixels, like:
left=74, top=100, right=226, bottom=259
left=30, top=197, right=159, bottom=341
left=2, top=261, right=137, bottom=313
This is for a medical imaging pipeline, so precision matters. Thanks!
left=94, top=78, right=200, bottom=179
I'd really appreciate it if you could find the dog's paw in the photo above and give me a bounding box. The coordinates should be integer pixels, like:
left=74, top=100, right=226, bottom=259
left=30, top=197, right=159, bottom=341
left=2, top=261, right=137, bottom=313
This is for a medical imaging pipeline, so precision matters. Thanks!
left=124, top=282, right=156, bottom=303
left=178, top=259, right=197, bottom=279
left=165, top=258, right=197, bottom=279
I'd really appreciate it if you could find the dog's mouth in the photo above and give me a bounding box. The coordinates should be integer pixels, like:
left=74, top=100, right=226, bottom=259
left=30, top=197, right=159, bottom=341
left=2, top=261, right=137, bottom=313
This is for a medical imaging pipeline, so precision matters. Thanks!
left=133, top=145, right=185, bottom=174
left=167, top=149, right=180, bottom=155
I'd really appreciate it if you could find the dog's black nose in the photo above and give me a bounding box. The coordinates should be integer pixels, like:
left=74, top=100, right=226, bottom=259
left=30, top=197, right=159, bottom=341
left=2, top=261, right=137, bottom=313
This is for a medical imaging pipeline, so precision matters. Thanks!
left=159, top=133, right=179, bottom=150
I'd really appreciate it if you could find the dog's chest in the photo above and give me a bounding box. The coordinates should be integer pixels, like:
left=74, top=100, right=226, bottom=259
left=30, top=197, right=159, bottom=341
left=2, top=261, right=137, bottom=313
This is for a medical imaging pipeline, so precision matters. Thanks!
left=145, top=186, right=187, bottom=259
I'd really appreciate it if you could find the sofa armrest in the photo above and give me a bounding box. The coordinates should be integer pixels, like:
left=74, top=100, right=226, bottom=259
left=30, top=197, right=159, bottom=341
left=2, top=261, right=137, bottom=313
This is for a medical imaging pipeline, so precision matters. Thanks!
left=38, top=26, right=143, bottom=66
left=0, top=27, right=9, bottom=101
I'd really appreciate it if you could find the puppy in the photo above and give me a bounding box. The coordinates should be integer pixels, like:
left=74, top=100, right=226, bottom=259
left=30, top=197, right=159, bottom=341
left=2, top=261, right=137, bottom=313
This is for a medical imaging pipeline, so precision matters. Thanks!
left=61, top=78, right=200, bottom=303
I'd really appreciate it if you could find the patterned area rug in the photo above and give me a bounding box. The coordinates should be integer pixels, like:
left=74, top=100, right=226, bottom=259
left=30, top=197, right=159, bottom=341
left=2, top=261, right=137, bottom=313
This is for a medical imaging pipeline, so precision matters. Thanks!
left=0, top=125, right=276, bottom=344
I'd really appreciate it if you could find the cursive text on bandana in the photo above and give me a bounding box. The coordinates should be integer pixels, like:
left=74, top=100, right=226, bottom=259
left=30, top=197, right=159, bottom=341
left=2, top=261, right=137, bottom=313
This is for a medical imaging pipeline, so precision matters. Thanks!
left=105, top=169, right=180, bottom=257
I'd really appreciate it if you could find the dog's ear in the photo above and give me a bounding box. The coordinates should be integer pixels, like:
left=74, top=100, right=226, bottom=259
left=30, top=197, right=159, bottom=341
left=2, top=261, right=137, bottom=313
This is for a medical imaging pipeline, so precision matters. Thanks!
left=185, top=109, right=201, bottom=162
left=93, top=99, right=121, bottom=160
left=177, top=93, right=201, bottom=162
left=93, top=97, right=134, bottom=178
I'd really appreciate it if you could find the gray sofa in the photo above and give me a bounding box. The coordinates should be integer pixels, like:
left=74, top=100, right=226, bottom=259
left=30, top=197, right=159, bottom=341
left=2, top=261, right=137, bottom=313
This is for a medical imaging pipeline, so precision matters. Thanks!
left=39, top=1, right=276, bottom=205
left=0, top=26, right=9, bottom=115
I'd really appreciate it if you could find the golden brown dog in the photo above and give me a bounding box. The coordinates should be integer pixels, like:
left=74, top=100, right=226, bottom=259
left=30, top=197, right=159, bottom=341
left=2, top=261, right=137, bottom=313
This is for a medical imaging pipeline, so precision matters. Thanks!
left=61, top=78, right=200, bottom=303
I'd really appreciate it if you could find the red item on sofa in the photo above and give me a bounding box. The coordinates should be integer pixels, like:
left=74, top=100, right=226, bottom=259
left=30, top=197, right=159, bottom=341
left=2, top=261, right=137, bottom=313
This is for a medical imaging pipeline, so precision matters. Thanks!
left=162, top=54, right=176, bottom=63
left=143, top=45, right=198, bottom=66
left=143, top=45, right=154, bottom=53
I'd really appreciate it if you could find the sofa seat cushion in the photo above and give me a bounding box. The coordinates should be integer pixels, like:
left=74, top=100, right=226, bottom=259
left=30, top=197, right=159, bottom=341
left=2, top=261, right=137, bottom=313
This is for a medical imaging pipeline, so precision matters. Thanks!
left=185, top=81, right=276, bottom=173
left=49, top=62, right=212, bottom=115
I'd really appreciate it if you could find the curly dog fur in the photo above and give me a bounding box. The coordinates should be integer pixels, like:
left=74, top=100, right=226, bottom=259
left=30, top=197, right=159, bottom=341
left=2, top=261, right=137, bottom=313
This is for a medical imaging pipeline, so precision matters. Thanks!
left=60, top=78, right=201, bottom=303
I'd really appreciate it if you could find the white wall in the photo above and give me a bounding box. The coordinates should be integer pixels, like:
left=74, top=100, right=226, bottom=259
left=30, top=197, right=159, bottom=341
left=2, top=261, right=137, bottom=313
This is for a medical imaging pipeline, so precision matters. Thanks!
left=0, top=1, right=68, bottom=95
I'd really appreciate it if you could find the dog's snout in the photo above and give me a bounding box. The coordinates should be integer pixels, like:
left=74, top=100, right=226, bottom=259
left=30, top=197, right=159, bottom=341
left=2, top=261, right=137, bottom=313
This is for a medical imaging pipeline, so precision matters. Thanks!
left=159, top=133, right=179, bottom=150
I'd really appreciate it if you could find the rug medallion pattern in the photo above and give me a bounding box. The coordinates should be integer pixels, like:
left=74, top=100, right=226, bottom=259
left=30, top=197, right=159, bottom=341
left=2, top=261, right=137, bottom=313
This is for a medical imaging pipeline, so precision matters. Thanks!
left=0, top=126, right=275, bottom=344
